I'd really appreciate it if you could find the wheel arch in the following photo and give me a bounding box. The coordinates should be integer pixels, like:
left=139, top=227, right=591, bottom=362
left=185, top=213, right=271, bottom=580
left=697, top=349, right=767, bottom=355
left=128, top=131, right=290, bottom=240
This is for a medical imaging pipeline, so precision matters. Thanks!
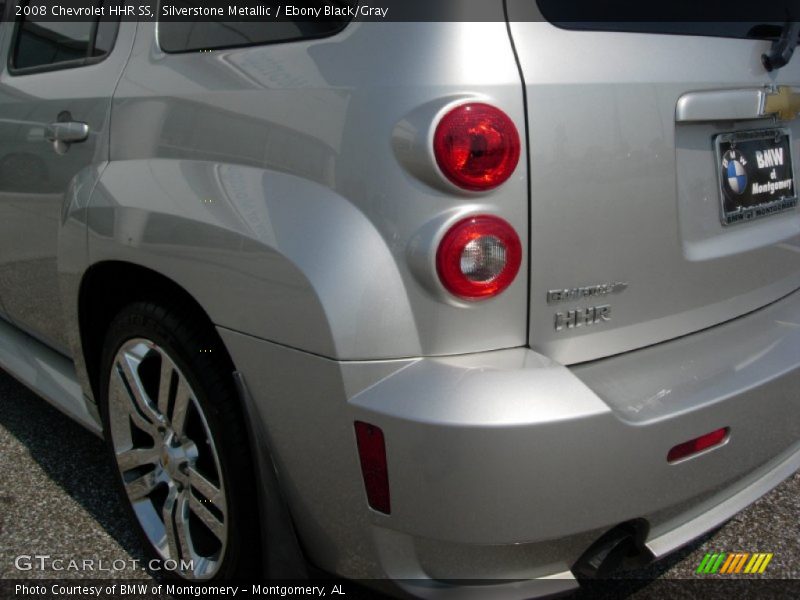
left=78, top=260, right=233, bottom=403
left=82, top=159, right=419, bottom=361
left=79, top=260, right=308, bottom=577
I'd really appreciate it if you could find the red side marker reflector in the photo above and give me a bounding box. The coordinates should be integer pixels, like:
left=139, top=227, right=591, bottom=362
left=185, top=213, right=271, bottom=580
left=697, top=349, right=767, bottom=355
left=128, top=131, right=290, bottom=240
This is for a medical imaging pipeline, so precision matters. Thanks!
left=667, top=427, right=729, bottom=463
left=354, top=421, right=391, bottom=514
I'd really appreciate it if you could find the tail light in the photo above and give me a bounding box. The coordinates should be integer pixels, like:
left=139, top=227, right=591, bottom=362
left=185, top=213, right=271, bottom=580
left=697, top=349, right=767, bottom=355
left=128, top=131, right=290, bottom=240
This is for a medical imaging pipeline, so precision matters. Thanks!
left=433, top=103, right=520, bottom=191
left=437, top=215, right=522, bottom=300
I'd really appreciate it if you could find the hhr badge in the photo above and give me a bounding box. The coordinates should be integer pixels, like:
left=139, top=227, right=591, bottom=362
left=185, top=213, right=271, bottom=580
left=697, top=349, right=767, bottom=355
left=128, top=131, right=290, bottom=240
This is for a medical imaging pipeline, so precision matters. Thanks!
left=555, top=305, right=611, bottom=332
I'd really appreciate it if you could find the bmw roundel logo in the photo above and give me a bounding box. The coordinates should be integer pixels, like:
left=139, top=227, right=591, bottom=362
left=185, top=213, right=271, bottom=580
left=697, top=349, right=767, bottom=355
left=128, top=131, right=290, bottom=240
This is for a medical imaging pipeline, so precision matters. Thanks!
left=722, top=148, right=748, bottom=195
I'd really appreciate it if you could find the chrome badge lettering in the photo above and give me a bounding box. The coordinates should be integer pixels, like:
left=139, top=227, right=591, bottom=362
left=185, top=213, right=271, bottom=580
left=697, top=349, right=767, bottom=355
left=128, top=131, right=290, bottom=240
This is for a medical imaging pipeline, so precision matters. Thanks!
left=547, top=282, right=628, bottom=305
left=555, top=305, right=611, bottom=332
left=761, top=86, right=800, bottom=122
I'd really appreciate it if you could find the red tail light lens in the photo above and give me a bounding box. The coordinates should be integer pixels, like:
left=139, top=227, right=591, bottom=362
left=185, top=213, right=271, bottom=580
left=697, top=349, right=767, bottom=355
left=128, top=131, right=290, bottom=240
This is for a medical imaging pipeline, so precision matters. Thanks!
left=433, top=103, right=521, bottom=191
left=437, top=215, right=522, bottom=300
left=354, top=421, right=390, bottom=514
left=667, top=427, right=729, bottom=463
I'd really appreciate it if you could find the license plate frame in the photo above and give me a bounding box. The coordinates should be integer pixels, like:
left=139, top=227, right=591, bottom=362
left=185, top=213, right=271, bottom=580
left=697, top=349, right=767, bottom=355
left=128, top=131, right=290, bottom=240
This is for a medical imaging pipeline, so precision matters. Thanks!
left=715, top=128, right=797, bottom=226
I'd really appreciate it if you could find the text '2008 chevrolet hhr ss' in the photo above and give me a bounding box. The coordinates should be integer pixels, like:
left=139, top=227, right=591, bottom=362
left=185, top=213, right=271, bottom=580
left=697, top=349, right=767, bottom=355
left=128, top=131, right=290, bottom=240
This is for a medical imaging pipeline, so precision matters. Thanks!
left=0, top=0, right=799, bottom=596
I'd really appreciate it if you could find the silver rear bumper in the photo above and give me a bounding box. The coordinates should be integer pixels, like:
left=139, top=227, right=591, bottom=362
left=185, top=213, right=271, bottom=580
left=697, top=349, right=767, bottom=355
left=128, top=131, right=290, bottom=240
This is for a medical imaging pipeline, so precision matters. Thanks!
left=219, top=287, right=800, bottom=596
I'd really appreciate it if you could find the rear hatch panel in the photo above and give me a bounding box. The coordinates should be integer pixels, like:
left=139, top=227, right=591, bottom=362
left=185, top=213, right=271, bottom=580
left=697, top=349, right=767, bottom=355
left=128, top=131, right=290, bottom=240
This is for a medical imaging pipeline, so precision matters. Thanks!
left=506, top=17, right=800, bottom=364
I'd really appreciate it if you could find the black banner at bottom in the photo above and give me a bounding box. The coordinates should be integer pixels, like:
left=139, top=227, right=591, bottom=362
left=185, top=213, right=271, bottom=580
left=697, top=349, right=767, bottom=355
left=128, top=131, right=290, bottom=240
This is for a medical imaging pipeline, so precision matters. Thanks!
left=3, top=578, right=800, bottom=600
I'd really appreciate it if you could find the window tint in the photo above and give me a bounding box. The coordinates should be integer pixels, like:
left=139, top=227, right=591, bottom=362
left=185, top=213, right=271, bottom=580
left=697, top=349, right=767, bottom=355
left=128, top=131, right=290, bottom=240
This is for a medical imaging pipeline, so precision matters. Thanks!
left=158, top=0, right=352, bottom=53
left=12, top=0, right=118, bottom=72
left=93, top=15, right=120, bottom=56
left=536, top=0, right=796, bottom=40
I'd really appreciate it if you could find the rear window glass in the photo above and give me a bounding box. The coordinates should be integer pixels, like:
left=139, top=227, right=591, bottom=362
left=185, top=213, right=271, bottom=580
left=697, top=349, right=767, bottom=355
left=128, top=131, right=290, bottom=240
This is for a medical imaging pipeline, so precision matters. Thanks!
left=158, top=1, right=353, bottom=53
left=536, top=0, right=795, bottom=40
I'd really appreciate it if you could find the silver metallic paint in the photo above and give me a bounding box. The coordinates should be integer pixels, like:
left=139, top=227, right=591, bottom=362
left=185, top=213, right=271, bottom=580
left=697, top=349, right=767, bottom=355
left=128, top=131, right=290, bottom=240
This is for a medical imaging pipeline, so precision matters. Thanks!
left=0, top=314, right=101, bottom=434
left=507, top=20, right=800, bottom=364
left=0, top=9, right=798, bottom=595
left=96, top=20, right=529, bottom=361
left=218, top=286, right=800, bottom=585
left=0, top=18, right=136, bottom=353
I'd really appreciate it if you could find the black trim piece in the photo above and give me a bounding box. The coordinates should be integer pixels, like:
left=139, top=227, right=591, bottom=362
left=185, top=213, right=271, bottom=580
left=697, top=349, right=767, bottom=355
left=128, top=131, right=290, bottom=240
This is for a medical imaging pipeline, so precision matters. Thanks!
left=504, top=0, right=534, bottom=348
left=156, top=13, right=351, bottom=54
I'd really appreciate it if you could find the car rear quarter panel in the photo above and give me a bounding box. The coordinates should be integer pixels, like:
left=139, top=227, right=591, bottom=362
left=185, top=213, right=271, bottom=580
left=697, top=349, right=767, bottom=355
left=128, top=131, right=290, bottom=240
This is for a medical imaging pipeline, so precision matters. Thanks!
left=89, top=18, right=529, bottom=361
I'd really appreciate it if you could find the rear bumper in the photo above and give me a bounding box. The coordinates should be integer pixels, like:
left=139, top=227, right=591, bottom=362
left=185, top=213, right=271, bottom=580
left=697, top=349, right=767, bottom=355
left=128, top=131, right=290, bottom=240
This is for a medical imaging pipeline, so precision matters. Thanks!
left=219, top=287, right=800, bottom=596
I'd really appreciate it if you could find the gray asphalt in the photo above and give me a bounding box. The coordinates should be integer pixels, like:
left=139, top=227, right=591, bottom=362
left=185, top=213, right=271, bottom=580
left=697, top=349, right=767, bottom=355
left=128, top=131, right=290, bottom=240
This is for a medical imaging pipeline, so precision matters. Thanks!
left=1, top=367, right=798, bottom=596
left=0, top=370, right=151, bottom=582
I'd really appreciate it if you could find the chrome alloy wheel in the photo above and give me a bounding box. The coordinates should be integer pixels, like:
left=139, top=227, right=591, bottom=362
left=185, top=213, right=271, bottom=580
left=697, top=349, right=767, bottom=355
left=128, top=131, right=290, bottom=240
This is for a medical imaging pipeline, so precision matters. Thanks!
left=108, top=339, right=228, bottom=579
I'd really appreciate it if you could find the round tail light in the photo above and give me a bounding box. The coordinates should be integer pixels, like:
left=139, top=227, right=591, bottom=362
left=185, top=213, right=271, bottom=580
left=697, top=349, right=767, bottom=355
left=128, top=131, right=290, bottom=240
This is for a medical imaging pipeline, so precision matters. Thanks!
left=436, top=215, right=522, bottom=300
left=433, top=103, right=521, bottom=191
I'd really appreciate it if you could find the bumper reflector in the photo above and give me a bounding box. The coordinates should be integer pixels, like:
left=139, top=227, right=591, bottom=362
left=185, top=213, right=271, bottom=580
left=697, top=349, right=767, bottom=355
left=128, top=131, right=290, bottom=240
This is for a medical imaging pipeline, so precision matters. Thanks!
left=668, top=427, right=729, bottom=463
left=354, top=421, right=391, bottom=514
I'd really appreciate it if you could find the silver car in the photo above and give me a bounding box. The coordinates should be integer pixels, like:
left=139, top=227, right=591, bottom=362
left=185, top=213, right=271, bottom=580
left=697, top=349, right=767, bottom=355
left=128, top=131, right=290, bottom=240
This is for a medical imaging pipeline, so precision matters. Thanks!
left=1, top=1, right=799, bottom=596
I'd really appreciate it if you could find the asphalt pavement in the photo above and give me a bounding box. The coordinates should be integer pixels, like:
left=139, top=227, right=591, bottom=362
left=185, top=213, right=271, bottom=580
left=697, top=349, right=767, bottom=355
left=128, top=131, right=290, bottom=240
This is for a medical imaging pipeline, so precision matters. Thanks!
left=1, top=367, right=798, bottom=598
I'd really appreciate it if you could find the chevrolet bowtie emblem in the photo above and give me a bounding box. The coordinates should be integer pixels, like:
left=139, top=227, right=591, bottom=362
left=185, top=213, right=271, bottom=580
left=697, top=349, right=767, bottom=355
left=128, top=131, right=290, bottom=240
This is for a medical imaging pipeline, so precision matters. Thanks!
left=763, top=86, right=800, bottom=122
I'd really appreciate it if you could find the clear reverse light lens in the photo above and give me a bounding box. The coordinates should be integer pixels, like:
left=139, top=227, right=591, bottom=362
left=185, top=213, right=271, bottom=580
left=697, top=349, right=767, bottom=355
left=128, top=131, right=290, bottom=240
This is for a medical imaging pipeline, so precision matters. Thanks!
left=460, top=235, right=507, bottom=282
left=436, top=215, right=522, bottom=300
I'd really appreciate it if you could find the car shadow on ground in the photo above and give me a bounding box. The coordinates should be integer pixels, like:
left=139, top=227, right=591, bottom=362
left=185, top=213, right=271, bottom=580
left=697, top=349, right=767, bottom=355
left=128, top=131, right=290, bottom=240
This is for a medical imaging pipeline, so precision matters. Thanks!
left=0, top=369, right=150, bottom=568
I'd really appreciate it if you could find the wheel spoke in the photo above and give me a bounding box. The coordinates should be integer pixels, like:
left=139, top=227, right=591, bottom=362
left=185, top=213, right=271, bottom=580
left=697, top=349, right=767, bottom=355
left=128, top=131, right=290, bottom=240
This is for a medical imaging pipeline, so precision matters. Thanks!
left=117, top=352, right=163, bottom=426
left=157, top=358, right=175, bottom=417
left=125, top=470, right=157, bottom=502
left=171, top=378, right=191, bottom=436
left=189, top=492, right=225, bottom=542
left=126, top=403, right=160, bottom=437
left=116, top=446, right=160, bottom=472
left=188, top=467, right=224, bottom=511
left=192, top=557, right=210, bottom=578
left=109, top=376, right=159, bottom=438
left=162, top=488, right=181, bottom=561
left=174, top=490, right=193, bottom=563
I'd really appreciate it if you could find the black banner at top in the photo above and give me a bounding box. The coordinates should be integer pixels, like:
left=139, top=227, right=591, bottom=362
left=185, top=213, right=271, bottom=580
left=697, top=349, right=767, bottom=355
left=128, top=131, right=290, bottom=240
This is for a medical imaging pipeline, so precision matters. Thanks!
left=6, top=0, right=800, bottom=23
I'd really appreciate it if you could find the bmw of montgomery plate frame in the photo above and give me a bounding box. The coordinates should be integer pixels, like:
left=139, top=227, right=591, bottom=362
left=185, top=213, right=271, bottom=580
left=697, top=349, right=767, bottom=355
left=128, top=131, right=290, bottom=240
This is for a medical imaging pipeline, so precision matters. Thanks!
left=0, top=0, right=799, bottom=599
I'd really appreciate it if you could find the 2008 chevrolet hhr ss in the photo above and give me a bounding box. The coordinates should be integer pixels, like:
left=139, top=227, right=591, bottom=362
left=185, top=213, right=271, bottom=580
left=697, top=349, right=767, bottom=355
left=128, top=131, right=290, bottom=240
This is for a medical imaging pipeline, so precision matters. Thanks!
left=0, top=0, right=799, bottom=596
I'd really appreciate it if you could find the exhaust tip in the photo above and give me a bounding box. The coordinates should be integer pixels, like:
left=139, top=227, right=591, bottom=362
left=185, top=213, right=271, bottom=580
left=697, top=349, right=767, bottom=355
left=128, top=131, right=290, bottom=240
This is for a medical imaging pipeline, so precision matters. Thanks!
left=572, top=521, right=654, bottom=580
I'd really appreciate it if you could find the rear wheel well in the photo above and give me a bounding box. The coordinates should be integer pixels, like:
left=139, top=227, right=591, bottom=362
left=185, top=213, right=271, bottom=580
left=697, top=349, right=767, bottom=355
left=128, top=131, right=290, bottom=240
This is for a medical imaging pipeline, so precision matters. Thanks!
left=78, top=261, right=233, bottom=401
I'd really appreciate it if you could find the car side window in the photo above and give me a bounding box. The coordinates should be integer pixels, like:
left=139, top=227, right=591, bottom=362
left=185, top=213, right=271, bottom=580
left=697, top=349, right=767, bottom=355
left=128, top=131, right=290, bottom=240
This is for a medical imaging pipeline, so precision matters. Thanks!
left=11, top=0, right=119, bottom=73
left=158, top=0, right=353, bottom=53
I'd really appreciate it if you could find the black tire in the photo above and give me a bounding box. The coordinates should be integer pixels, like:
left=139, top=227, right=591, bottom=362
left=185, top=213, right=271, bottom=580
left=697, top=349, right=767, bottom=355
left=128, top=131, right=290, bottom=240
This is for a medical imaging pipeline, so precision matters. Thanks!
left=98, top=300, right=261, bottom=580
